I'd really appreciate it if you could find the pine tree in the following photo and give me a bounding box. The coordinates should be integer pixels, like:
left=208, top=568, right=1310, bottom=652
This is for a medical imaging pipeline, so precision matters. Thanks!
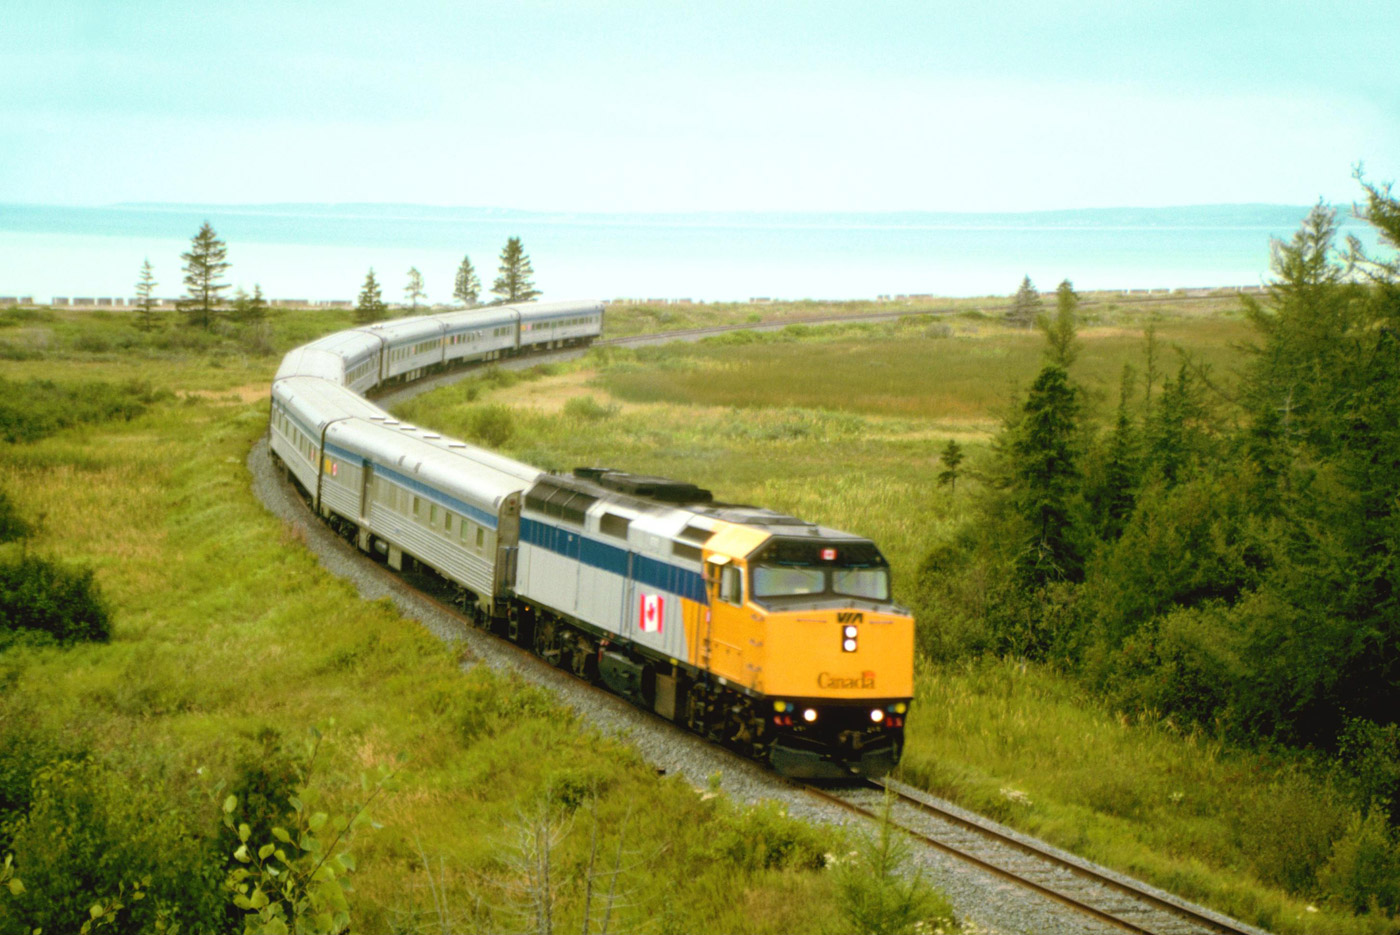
left=1010, top=365, right=1083, bottom=585
left=937, top=439, right=964, bottom=492
left=1087, top=364, right=1140, bottom=540
left=1036, top=279, right=1080, bottom=367
left=177, top=221, right=230, bottom=330
left=453, top=254, right=480, bottom=307
left=404, top=267, right=426, bottom=310
left=355, top=269, right=388, bottom=324
left=134, top=258, right=160, bottom=332
left=1007, top=275, right=1042, bottom=329
left=492, top=237, right=540, bottom=303
left=230, top=284, right=269, bottom=324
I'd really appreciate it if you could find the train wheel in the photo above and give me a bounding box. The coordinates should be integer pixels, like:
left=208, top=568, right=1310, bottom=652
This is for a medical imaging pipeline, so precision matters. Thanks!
left=570, top=637, right=598, bottom=681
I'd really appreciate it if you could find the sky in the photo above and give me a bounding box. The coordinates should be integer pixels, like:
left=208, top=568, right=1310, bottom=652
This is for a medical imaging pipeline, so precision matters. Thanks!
left=2, top=0, right=1397, bottom=213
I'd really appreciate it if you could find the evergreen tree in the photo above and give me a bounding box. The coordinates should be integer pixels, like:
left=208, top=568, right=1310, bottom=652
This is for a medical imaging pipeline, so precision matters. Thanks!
left=230, top=284, right=269, bottom=324
left=937, top=439, right=964, bottom=492
left=1009, top=365, right=1083, bottom=585
left=1006, top=275, right=1042, bottom=328
left=355, top=269, right=388, bottom=324
left=404, top=266, right=426, bottom=310
left=492, top=237, right=540, bottom=303
left=1086, top=364, right=1140, bottom=540
left=1036, top=279, right=1080, bottom=367
left=133, top=258, right=159, bottom=332
left=176, top=221, right=230, bottom=330
left=453, top=254, right=480, bottom=307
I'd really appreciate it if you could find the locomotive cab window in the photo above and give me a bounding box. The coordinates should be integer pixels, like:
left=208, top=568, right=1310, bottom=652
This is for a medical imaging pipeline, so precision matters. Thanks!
left=747, top=539, right=892, bottom=605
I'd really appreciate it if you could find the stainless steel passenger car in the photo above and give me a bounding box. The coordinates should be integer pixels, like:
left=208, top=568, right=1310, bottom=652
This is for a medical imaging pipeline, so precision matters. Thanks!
left=319, top=418, right=537, bottom=611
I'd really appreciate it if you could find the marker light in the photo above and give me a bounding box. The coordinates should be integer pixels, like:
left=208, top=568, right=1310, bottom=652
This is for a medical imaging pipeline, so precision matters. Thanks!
left=774, top=700, right=788, bottom=713
left=802, top=708, right=818, bottom=723
left=893, top=703, right=908, bottom=715
left=843, top=638, right=857, bottom=652
left=821, top=548, right=837, bottom=561
left=870, top=709, right=885, bottom=723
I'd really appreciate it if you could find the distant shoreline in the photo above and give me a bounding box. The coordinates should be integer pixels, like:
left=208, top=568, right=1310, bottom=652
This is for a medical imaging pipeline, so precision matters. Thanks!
left=1, top=286, right=1268, bottom=311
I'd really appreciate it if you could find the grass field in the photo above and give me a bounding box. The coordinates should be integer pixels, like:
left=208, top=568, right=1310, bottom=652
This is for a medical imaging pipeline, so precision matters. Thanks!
left=0, top=311, right=887, bottom=935
left=2, top=296, right=1390, bottom=934
left=395, top=301, right=1395, bottom=935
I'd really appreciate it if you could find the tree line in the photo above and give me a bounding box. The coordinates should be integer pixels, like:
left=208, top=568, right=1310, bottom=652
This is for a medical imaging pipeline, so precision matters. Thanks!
left=133, top=224, right=543, bottom=333
left=923, top=172, right=1400, bottom=820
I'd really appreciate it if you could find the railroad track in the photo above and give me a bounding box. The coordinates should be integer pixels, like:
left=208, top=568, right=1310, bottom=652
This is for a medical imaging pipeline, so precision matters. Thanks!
left=801, top=778, right=1266, bottom=935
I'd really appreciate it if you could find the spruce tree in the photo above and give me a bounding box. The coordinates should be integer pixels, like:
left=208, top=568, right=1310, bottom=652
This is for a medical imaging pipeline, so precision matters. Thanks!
left=229, top=284, right=269, bottom=324
left=355, top=269, right=388, bottom=323
left=1036, top=279, right=1080, bottom=367
left=1007, top=275, right=1042, bottom=329
left=492, top=237, right=540, bottom=303
left=134, top=258, right=160, bottom=332
left=404, top=266, right=426, bottom=310
left=1010, top=365, right=1083, bottom=585
left=177, top=221, right=230, bottom=330
left=453, top=254, right=480, bottom=307
left=937, top=439, right=964, bottom=492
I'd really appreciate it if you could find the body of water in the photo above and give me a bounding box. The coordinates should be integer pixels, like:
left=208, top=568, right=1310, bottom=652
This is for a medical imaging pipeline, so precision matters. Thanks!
left=0, top=203, right=1378, bottom=304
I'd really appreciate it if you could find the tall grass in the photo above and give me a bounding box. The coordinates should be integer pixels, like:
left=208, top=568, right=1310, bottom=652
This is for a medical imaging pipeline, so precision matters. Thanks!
left=0, top=346, right=870, bottom=934
left=395, top=306, right=1398, bottom=935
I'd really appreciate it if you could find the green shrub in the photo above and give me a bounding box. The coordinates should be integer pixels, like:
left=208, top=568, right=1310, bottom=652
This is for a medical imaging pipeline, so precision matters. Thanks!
left=562, top=395, right=618, bottom=422
left=832, top=795, right=957, bottom=935
left=0, top=553, right=111, bottom=647
left=1318, top=809, right=1400, bottom=915
left=468, top=404, right=514, bottom=448
left=707, top=801, right=827, bottom=872
left=0, top=378, right=169, bottom=444
left=0, top=715, right=83, bottom=854
left=0, top=491, right=29, bottom=543
left=0, top=758, right=226, bottom=935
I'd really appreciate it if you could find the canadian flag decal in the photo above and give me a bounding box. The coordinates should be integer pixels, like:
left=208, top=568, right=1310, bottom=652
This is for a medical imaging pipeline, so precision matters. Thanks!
left=639, top=593, right=664, bottom=633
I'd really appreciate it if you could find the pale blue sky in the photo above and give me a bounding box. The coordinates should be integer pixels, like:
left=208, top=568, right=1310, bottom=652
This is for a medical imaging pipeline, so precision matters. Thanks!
left=2, top=1, right=1396, bottom=212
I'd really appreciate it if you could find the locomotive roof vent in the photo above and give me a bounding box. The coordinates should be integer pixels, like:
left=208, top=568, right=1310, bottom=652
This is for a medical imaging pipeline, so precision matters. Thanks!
left=572, top=467, right=713, bottom=504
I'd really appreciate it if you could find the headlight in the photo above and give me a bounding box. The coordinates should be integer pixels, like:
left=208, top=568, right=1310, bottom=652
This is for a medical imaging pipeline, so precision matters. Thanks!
left=842, top=638, right=857, bottom=652
left=802, top=707, right=818, bottom=723
left=870, top=709, right=885, bottom=723
left=843, top=625, right=858, bottom=638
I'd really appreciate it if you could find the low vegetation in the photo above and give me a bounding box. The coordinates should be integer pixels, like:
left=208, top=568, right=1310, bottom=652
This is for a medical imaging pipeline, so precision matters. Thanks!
left=390, top=178, right=1400, bottom=934
left=0, top=304, right=944, bottom=933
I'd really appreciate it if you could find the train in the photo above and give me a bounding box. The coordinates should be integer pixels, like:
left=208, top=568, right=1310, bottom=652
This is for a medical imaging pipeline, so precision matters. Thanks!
left=268, top=299, right=915, bottom=779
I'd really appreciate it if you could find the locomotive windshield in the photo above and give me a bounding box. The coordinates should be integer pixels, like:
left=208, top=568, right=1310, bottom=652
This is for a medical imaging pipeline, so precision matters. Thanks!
left=749, top=538, right=891, bottom=603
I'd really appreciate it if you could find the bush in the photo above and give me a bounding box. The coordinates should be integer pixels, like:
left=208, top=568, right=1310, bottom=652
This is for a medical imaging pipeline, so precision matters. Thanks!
left=562, top=395, right=618, bottom=422
left=706, top=801, right=827, bottom=872
left=832, top=795, right=957, bottom=935
left=0, top=491, right=29, bottom=543
left=0, top=377, right=169, bottom=443
left=0, top=758, right=226, bottom=935
left=0, top=553, right=111, bottom=647
left=468, top=405, right=514, bottom=448
left=1318, top=809, right=1400, bottom=915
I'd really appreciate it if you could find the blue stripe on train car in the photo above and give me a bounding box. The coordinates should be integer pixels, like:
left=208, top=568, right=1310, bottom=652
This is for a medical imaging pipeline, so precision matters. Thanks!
left=352, top=456, right=500, bottom=529
left=521, top=517, right=707, bottom=603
